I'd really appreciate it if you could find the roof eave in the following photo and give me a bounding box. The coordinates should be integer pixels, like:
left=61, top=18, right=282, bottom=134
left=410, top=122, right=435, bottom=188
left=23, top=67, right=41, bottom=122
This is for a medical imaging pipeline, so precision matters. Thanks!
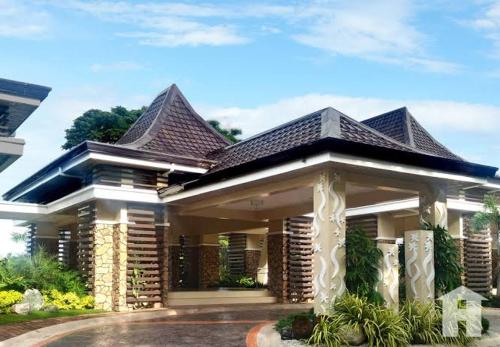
left=3, top=141, right=214, bottom=201
left=184, top=138, right=498, bottom=190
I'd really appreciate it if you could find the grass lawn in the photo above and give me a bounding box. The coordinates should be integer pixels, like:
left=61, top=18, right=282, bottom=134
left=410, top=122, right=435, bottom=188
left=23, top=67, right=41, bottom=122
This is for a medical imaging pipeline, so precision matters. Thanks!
left=0, top=309, right=104, bottom=325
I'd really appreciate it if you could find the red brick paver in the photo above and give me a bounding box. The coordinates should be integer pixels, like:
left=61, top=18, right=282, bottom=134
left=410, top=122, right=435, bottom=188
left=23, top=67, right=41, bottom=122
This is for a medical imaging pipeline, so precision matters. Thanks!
left=0, top=313, right=115, bottom=341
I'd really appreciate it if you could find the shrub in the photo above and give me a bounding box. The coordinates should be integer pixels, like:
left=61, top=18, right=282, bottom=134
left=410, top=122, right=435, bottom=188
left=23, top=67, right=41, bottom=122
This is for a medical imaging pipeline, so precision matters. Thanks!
left=400, top=301, right=443, bottom=344
left=0, top=250, right=87, bottom=296
left=345, top=228, right=384, bottom=304
left=430, top=224, right=463, bottom=295
left=334, top=293, right=409, bottom=347
left=0, top=290, right=23, bottom=313
left=309, top=315, right=347, bottom=347
left=216, top=274, right=264, bottom=289
left=275, top=310, right=315, bottom=339
left=44, top=289, right=95, bottom=310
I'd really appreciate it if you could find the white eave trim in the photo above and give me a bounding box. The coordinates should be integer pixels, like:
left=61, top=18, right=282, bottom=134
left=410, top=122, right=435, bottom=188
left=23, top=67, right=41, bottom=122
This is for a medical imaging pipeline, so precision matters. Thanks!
left=87, top=152, right=207, bottom=174
left=0, top=92, right=41, bottom=107
left=0, top=184, right=164, bottom=219
left=8, top=152, right=207, bottom=201
left=164, top=152, right=494, bottom=203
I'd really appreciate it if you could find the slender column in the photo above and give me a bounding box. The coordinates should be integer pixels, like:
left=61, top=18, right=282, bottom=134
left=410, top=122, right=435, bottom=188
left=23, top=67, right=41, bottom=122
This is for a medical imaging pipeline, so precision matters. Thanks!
left=419, top=186, right=448, bottom=229
left=377, top=243, right=399, bottom=310
left=312, top=170, right=346, bottom=314
left=112, top=220, right=128, bottom=311
left=267, top=220, right=289, bottom=303
left=93, top=223, right=115, bottom=311
left=405, top=230, right=435, bottom=302
left=199, top=234, right=220, bottom=289
left=376, top=213, right=399, bottom=309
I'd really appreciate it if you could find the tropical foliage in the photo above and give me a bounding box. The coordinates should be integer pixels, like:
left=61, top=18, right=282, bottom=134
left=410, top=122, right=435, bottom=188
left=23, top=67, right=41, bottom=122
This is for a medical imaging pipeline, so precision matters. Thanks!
left=308, top=293, right=480, bottom=347
left=345, top=227, right=383, bottom=303
left=63, top=106, right=145, bottom=149
left=0, top=250, right=87, bottom=296
left=431, top=224, right=463, bottom=295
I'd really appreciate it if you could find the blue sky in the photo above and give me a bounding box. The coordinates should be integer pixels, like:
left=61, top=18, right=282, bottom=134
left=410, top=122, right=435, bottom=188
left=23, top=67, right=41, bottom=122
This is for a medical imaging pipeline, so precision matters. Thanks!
left=1, top=0, right=500, bottom=254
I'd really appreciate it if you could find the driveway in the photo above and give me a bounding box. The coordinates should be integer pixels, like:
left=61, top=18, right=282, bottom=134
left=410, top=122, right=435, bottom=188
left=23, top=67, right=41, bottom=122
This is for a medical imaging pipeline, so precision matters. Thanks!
left=1, top=305, right=310, bottom=347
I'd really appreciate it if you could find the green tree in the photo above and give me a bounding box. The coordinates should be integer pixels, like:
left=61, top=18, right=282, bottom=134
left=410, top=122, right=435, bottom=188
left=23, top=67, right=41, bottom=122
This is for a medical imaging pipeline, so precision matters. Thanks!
left=208, top=120, right=242, bottom=143
left=472, top=193, right=500, bottom=295
left=62, top=106, right=145, bottom=150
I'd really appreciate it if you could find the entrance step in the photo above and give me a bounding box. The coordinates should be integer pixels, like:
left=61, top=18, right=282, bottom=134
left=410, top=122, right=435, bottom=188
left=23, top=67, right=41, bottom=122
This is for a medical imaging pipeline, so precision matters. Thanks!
left=168, top=289, right=277, bottom=306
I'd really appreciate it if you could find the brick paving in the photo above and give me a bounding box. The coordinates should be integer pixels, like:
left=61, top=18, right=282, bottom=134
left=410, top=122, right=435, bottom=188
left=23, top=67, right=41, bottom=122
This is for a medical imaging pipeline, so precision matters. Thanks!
left=0, top=312, right=115, bottom=341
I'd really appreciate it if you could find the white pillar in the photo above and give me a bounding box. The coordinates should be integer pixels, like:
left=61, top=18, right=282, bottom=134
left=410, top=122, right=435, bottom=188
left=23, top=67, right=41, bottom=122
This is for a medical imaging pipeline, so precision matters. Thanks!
left=405, top=230, right=435, bottom=302
left=419, top=186, right=448, bottom=229
left=312, top=170, right=346, bottom=314
left=378, top=243, right=399, bottom=310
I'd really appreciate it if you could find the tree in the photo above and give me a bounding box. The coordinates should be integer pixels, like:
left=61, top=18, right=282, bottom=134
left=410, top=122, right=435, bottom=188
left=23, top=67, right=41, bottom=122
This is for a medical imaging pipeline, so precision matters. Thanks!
left=472, top=193, right=500, bottom=295
left=208, top=120, right=242, bottom=144
left=62, top=106, right=145, bottom=150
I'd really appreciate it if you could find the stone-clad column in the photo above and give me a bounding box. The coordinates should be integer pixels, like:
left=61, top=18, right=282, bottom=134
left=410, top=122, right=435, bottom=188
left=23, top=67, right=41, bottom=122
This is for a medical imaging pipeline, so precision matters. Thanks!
left=93, top=223, right=115, bottom=311
left=198, top=234, right=220, bottom=289
left=377, top=243, right=399, bottom=310
left=420, top=186, right=448, bottom=229
left=267, top=220, right=289, bottom=303
left=405, top=230, right=435, bottom=303
left=312, top=170, right=346, bottom=314
left=112, top=222, right=128, bottom=311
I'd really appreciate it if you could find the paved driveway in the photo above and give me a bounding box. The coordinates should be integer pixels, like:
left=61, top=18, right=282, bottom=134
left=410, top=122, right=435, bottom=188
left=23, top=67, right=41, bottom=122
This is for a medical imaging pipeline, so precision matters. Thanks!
left=42, top=308, right=305, bottom=347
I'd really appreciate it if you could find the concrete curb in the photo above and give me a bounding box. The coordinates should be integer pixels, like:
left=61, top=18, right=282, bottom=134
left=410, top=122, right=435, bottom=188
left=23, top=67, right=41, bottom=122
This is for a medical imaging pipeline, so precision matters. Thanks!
left=2, top=303, right=304, bottom=347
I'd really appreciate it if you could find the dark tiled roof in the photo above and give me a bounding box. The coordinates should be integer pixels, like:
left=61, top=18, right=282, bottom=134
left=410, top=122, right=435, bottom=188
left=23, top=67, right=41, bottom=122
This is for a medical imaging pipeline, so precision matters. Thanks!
left=206, top=107, right=425, bottom=173
left=117, top=84, right=230, bottom=159
left=207, top=109, right=323, bottom=172
left=362, top=107, right=462, bottom=160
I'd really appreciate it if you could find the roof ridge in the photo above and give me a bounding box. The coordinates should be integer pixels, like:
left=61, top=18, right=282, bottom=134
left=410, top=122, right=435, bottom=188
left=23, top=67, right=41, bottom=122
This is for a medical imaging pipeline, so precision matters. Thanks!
left=118, top=84, right=231, bottom=148
left=404, top=109, right=464, bottom=161
left=117, top=85, right=174, bottom=145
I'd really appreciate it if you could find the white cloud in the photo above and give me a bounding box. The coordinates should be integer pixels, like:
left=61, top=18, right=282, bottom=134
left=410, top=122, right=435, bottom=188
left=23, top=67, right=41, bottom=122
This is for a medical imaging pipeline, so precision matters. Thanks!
left=0, top=0, right=50, bottom=38
left=90, top=61, right=145, bottom=72
left=290, top=0, right=459, bottom=73
left=61, top=1, right=248, bottom=47
left=469, top=0, right=500, bottom=57
left=53, top=0, right=456, bottom=72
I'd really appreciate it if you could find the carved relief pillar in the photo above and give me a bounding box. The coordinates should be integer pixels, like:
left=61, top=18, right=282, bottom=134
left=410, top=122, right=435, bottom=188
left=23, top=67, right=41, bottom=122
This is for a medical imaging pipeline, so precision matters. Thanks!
left=376, top=213, right=399, bottom=310
left=312, top=170, right=346, bottom=314
left=377, top=243, right=399, bottom=310
left=419, top=186, right=448, bottom=229
left=405, top=230, right=435, bottom=302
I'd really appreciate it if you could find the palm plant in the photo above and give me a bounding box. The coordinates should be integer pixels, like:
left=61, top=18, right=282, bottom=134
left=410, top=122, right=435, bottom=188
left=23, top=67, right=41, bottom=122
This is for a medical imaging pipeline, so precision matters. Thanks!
left=472, top=193, right=500, bottom=295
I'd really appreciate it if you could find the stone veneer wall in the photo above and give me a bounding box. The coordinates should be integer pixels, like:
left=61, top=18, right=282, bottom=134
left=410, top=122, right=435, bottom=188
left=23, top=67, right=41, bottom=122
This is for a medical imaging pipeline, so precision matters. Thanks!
left=244, top=250, right=261, bottom=279
left=168, top=245, right=182, bottom=289
left=93, top=224, right=115, bottom=311
left=267, top=233, right=288, bottom=302
left=112, top=223, right=128, bottom=311
left=199, top=246, right=220, bottom=288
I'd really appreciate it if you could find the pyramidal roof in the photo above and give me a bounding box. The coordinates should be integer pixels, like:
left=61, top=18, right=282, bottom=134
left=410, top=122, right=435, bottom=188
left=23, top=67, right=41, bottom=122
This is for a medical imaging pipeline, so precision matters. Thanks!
left=117, top=84, right=230, bottom=158
left=361, top=107, right=462, bottom=161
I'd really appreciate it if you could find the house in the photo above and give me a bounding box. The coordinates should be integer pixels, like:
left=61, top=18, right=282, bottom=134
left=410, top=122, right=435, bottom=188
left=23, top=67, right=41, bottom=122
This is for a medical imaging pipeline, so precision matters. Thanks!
left=0, top=84, right=498, bottom=312
left=0, top=78, right=51, bottom=172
